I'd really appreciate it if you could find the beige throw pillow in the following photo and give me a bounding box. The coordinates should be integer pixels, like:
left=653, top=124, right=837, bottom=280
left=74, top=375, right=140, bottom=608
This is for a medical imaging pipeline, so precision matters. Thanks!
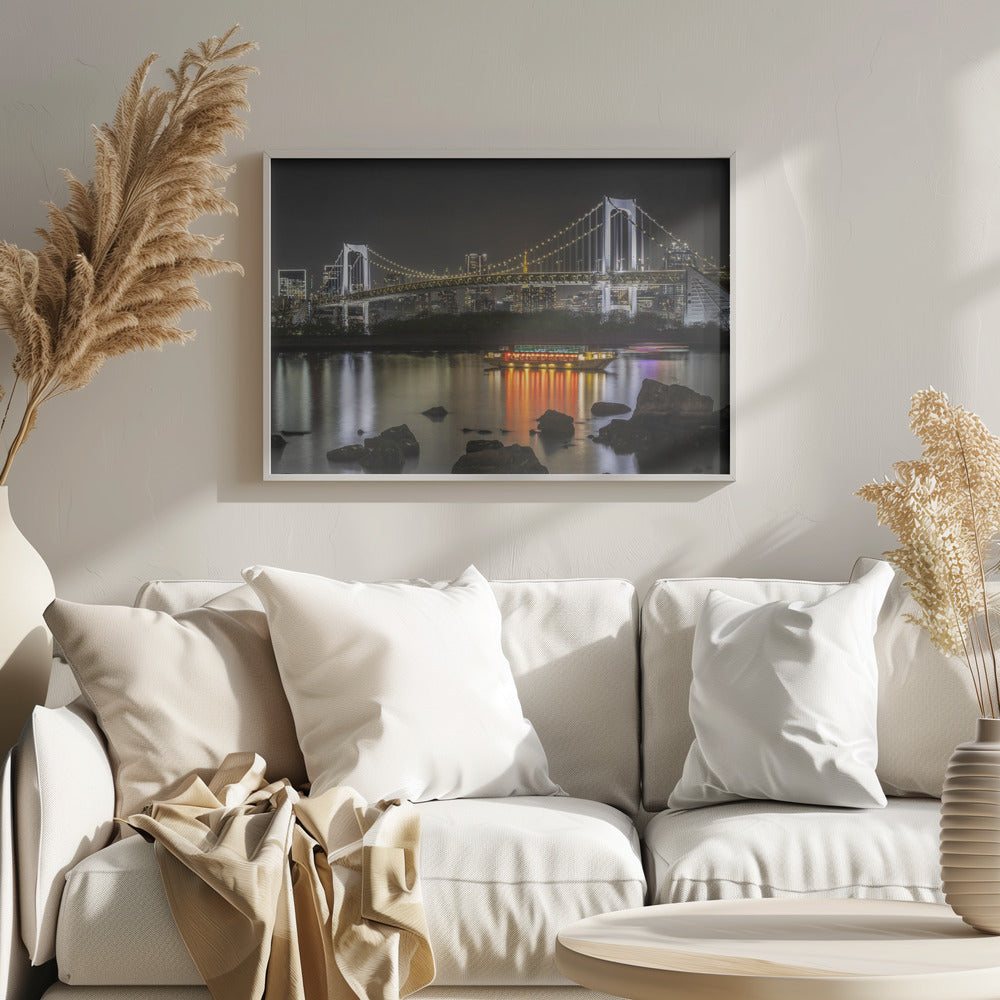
left=44, top=585, right=307, bottom=822
left=243, top=564, right=561, bottom=802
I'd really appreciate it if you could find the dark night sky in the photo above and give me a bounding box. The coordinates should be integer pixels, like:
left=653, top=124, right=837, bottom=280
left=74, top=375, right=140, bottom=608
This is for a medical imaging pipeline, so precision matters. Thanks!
left=269, top=158, right=729, bottom=285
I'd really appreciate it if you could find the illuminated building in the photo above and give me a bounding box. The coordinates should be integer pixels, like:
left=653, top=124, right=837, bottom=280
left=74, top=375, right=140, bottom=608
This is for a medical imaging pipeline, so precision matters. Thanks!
left=469, top=290, right=495, bottom=312
left=520, top=285, right=556, bottom=313
left=321, top=263, right=341, bottom=295
left=465, top=251, right=487, bottom=274
left=436, top=288, right=459, bottom=314
left=277, top=269, right=307, bottom=301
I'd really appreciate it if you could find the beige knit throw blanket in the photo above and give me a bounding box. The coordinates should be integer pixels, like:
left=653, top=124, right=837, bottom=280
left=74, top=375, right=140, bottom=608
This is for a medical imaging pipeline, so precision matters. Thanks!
left=126, top=752, right=435, bottom=1000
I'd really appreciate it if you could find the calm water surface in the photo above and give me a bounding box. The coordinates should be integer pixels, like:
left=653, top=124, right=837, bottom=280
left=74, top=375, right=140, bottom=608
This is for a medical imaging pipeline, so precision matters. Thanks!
left=271, top=350, right=727, bottom=475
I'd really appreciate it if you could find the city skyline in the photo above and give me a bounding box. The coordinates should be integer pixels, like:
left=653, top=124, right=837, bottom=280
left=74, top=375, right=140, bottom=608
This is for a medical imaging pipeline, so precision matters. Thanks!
left=269, top=158, right=729, bottom=289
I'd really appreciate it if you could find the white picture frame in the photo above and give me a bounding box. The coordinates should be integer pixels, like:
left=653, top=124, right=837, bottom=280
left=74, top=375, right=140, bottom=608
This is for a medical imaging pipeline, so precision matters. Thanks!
left=263, top=151, right=732, bottom=482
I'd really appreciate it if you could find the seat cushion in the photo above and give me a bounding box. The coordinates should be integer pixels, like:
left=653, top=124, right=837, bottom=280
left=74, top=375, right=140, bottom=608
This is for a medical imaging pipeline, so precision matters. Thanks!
left=57, top=796, right=645, bottom=987
left=39, top=988, right=617, bottom=1000
left=644, top=797, right=943, bottom=905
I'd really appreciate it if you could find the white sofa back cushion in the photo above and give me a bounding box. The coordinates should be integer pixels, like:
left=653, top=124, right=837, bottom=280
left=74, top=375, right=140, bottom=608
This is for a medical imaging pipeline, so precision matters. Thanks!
left=641, top=577, right=843, bottom=812
left=136, top=576, right=641, bottom=815
left=853, top=556, right=979, bottom=796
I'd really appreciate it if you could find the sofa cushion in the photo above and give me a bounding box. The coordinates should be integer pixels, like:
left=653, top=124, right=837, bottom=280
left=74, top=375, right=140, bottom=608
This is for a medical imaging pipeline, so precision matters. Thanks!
left=244, top=565, right=561, bottom=802
left=853, top=557, right=980, bottom=797
left=644, top=797, right=942, bottom=905
left=39, top=988, right=614, bottom=1000
left=16, top=702, right=114, bottom=965
left=668, top=564, right=892, bottom=810
left=640, top=577, right=843, bottom=811
left=57, top=796, right=645, bottom=987
left=45, top=586, right=307, bottom=823
left=134, top=577, right=641, bottom=815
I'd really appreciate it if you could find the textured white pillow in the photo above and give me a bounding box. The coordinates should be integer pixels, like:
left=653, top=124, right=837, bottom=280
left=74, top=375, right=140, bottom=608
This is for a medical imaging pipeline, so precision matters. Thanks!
left=243, top=564, right=561, bottom=802
left=668, top=561, right=894, bottom=810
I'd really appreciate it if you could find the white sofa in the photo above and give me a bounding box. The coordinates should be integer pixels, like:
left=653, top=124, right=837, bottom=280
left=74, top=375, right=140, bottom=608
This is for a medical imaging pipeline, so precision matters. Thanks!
left=0, top=568, right=950, bottom=1000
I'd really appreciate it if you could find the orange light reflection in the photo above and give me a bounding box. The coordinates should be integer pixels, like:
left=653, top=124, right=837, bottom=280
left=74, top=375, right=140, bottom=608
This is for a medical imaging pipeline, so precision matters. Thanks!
left=502, top=368, right=586, bottom=431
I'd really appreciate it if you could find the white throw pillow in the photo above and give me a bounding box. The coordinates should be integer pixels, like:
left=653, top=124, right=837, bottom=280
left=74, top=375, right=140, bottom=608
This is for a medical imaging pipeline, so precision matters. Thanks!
left=668, top=561, right=894, bottom=810
left=16, top=701, right=115, bottom=964
left=243, top=564, right=561, bottom=802
left=44, top=585, right=307, bottom=822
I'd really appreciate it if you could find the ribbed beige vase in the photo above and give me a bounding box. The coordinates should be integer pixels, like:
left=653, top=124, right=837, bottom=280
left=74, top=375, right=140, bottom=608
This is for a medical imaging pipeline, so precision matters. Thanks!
left=941, top=717, right=1000, bottom=933
left=0, top=486, right=54, bottom=756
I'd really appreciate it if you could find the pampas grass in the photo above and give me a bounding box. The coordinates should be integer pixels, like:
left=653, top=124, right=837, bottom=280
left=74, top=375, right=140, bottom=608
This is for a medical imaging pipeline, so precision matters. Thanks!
left=858, top=388, right=1000, bottom=717
left=0, top=26, right=257, bottom=484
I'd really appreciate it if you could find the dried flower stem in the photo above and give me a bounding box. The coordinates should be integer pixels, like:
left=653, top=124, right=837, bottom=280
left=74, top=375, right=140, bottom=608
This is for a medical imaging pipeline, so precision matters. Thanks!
left=0, top=384, right=44, bottom=485
left=0, top=374, right=18, bottom=444
left=0, top=27, right=257, bottom=484
left=858, top=388, right=1000, bottom=718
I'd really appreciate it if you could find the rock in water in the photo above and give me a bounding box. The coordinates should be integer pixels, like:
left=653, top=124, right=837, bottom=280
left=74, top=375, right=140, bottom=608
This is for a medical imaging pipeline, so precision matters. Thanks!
left=536, top=409, right=575, bottom=439
left=591, top=379, right=719, bottom=470
left=359, top=438, right=405, bottom=473
left=364, top=424, right=420, bottom=458
left=634, top=379, right=713, bottom=416
left=327, top=444, right=365, bottom=462
left=329, top=424, right=421, bottom=472
left=380, top=424, right=420, bottom=457
left=591, top=401, right=632, bottom=417
left=421, top=405, right=448, bottom=418
left=466, top=439, right=504, bottom=453
left=452, top=444, right=548, bottom=474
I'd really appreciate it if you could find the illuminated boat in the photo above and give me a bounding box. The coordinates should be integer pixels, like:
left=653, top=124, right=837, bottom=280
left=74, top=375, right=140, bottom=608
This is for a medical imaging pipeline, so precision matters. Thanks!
left=484, top=344, right=617, bottom=372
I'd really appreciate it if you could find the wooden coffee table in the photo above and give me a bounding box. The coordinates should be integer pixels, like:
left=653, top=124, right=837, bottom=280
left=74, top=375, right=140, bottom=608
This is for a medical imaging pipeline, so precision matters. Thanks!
left=555, top=898, right=1000, bottom=1000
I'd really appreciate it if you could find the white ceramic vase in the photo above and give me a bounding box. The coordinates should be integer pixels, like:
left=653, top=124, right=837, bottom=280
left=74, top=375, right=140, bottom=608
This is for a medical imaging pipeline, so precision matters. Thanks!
left=941, top=717, right=1000, bottom=933
left=0, top=485, right=54, bottom=755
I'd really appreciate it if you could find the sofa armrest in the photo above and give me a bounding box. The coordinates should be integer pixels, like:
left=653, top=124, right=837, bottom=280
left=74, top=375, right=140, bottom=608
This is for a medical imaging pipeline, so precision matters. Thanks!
left=15, top=703, right=114, bottom=966
left=2, top=747, right=55, bottom=1000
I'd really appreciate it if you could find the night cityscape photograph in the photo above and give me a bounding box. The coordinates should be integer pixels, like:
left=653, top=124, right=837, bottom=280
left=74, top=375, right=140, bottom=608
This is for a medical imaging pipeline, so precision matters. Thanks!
left=267, top=157, right=730, bottom=478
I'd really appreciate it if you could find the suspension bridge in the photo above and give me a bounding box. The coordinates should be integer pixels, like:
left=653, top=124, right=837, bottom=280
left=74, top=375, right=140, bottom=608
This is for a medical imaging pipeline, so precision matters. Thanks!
left=283, top=196, right=729, bottom=332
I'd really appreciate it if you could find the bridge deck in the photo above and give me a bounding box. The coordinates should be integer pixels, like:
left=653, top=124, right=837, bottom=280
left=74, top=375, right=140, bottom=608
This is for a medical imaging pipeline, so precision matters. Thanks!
left=324, top=269, right=696, bottom=303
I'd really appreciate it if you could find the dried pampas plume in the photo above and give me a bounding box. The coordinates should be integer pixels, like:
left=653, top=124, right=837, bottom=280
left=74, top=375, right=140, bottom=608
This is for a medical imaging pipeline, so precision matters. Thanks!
left=857, top=388, right=1000, bottom=717
left=0, top=26, right=257, bottom=484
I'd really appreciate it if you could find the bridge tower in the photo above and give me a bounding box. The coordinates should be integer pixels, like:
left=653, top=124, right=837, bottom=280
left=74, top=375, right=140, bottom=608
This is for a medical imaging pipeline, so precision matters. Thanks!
left=599, top=197, right=639, bottom=318
left=340, top=243, right=371, bottom=332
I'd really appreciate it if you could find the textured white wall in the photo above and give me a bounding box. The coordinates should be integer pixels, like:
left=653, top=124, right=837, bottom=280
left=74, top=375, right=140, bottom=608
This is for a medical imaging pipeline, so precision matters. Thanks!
left=1, top=0, right=998, bottom=603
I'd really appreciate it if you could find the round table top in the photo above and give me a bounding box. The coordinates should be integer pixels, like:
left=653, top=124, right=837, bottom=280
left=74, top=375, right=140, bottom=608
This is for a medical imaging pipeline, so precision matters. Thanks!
left=555, top=899, right=1000, bottom=1000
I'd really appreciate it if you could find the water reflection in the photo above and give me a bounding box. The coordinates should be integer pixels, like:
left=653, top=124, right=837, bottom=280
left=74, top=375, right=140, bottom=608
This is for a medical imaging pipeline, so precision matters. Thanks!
left=271, top=350, right=726, bottom=475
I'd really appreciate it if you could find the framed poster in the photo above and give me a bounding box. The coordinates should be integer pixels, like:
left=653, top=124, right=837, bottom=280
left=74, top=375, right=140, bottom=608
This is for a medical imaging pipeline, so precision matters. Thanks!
left=264, top=154, right=730, bottom=481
